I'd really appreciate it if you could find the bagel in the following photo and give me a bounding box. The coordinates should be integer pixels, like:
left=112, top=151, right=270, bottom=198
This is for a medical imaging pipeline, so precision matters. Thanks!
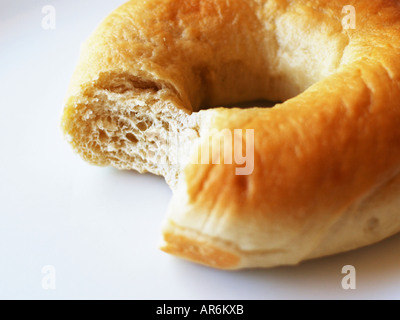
left=62, top=0, right=400, bottom=269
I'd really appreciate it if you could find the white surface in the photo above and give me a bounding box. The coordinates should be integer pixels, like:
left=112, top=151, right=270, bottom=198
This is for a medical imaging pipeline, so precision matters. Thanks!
left=1, top=0, right=400, bottom=300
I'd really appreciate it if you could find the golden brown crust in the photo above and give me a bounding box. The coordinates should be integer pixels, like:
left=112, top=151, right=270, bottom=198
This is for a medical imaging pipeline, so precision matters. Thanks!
left=63, top=0, right=400, bottom=269
left=161, top=232, right=240, bottom=269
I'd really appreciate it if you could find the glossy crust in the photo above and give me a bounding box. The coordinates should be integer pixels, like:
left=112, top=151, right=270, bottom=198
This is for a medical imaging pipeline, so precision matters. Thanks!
left=63, top=0, right=400, bottom=269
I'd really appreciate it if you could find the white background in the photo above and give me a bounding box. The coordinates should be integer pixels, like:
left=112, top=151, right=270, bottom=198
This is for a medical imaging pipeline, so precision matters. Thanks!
left=1, top=0, right=400, bottom=300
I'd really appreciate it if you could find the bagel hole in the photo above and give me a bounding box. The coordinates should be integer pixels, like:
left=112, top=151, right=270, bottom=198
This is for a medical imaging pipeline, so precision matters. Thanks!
left=98, top=73, right=161, bottom=94
left=200, top=99, right=280, bottom=110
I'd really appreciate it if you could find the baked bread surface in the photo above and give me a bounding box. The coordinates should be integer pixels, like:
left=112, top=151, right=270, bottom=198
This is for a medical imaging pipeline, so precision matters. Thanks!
left=62, top=0, right=400, bottom=269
